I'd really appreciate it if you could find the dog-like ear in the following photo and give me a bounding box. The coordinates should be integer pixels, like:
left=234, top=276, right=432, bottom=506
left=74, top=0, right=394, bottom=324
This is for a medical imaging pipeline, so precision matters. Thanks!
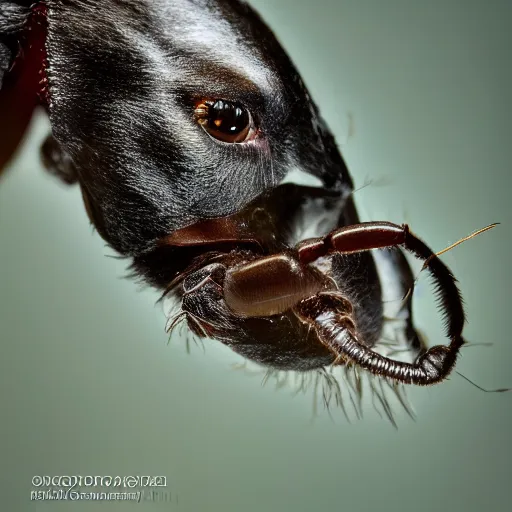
left=39, top=133, right=110, bottom=237
left=39, top=132, right=108, bottom=236
left=40, top=134, right=79, bottom=185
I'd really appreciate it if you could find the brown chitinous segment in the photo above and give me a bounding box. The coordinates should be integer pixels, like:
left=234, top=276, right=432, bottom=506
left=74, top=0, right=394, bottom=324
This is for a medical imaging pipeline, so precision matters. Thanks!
left=224, top=253, right=327, bottom=318
left=221, top=221, right=410, bottom=320
left=159, top=215, right=260, bottom=248
left=330, top=222, right=406, bottom=253
left=295, top=222, right=407, bottom=264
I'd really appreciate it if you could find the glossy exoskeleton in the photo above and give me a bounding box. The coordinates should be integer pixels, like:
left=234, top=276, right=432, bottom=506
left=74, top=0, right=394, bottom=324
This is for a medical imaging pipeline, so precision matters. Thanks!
left=0, top=0, right=481, bottom=385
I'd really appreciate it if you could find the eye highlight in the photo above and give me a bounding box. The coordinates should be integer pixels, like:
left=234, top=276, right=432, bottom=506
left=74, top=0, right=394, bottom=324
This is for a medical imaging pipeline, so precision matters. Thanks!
left=194, top=100, right=254, bottom=143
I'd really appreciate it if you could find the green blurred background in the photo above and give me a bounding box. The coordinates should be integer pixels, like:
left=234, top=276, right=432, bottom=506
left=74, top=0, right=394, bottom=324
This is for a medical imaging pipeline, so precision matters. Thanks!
left=1, top=0, right=511, bottom=510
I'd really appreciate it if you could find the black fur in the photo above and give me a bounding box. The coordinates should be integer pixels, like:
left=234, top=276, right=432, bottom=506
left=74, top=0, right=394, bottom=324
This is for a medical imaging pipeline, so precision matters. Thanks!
left=41, top=0, right=353, bottom=259
left=0, top=1, right=31, bottom=87
left=0, top=0, right=423, bottom=372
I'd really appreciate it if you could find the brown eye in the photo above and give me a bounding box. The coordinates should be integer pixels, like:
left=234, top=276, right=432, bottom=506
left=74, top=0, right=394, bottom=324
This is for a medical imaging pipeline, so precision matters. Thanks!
left=195, top=100, right=253, bottom=143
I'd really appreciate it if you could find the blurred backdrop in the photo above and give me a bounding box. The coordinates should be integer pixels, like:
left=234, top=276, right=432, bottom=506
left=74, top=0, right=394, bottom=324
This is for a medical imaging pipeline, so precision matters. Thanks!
left=1, top=0, right=511, bottom=511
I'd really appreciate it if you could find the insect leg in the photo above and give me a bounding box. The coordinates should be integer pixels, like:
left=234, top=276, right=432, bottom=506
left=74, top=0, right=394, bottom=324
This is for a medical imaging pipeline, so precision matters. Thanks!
left=295, top=292, right=456, bottom=385
left=296, top=222, right=465, bottom=385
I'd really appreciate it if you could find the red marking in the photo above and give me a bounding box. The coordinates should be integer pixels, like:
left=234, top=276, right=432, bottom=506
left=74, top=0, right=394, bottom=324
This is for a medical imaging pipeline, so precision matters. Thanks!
left=8, top=1, right=49, bottom=105
left=0, top=2, right=49, bottom=172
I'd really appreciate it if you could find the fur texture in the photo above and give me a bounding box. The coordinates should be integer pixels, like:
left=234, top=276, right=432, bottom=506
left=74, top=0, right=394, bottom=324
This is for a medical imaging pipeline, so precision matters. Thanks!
left=42, top=0, right=353, bottom=258
left=0, top=0, right=425, bottom=373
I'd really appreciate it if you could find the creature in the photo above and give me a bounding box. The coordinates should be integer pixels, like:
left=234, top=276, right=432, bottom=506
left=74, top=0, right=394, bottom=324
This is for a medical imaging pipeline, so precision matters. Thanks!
left=0, top=1, right=499, bottom=392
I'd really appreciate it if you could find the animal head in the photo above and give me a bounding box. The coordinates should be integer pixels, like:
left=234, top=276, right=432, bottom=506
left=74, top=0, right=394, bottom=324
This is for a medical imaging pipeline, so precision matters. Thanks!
left=40, top=0, right=351, bottom=256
